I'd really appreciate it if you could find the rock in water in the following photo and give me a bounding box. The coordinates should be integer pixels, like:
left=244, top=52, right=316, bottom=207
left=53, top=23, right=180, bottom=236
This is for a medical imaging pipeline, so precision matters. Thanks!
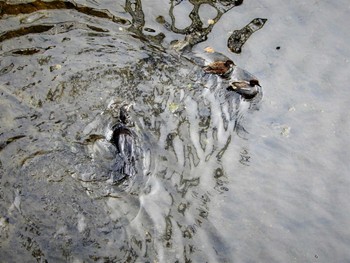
left=227, top=18, right=267, bottom=53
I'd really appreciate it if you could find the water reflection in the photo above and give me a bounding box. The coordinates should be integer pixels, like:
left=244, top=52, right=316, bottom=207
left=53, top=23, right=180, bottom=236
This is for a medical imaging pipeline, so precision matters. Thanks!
left=0, top=0, right=264, bottom=261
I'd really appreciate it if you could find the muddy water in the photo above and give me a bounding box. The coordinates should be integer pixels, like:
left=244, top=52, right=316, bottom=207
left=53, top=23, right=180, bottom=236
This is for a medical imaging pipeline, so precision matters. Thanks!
left=1, top=0, right=350, bottom=262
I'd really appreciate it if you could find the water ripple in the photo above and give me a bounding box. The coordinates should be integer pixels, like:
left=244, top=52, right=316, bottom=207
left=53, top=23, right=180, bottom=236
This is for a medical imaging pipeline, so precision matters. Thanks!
left=0, top=1, right=262, bottom=261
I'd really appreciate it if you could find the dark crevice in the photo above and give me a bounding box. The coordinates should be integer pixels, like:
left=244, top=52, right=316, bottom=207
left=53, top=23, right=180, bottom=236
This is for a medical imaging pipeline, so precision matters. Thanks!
left=0, top=0, right=129, bottom=24
left=0, top=25, right=54, bottom=43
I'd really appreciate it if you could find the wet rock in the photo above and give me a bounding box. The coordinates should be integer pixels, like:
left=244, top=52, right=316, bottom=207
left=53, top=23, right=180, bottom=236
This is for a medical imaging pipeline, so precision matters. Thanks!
left=227, top=18, right=267, bottom=53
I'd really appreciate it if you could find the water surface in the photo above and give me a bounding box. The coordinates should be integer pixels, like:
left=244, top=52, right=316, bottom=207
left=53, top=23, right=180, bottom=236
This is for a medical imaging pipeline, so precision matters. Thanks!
left=1, top=0, right=350, bottom=262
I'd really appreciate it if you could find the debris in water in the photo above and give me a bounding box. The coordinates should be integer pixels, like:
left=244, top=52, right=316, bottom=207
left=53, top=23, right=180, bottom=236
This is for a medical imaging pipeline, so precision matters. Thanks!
left=20, top=12, right=47, bottom=24
left=50, top=64, right=62, bottom=72
left=208, top=19, right=215, bottom=25
left=281, top=126, right=291, bottom=137
left=204, top=46, right=215, bottom=53
left=169, top=102, right=179, bottom=113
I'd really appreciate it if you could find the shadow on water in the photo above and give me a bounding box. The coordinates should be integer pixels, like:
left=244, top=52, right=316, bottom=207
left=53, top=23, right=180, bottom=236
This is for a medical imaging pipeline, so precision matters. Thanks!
left=0, top=0, right=266, bottom=262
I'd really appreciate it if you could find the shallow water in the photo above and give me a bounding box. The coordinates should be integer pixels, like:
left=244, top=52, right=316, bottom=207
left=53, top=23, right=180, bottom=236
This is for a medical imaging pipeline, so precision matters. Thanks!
left=1, top=0, right=350, bottom=262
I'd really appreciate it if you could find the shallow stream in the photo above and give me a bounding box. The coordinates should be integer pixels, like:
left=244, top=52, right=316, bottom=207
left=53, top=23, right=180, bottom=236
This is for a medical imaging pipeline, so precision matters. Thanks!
left=1, top=0, right=350, bottom=262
